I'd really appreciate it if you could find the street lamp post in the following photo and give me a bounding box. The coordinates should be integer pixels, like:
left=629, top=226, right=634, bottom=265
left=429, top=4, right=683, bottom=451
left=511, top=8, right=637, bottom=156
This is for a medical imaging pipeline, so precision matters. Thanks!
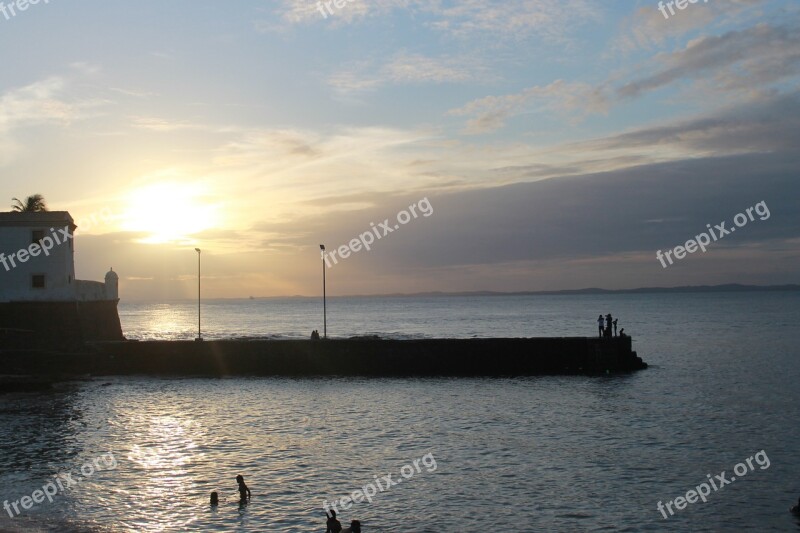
left=195, top=248, right=202, bottom=341
left=319, top=244, right=326, bottom=339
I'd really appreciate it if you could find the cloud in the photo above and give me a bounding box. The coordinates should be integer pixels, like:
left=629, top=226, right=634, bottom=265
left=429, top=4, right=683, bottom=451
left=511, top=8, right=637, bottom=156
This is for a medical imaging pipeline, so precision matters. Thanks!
left=328, top=53, right=489, bottom=93
left=423, top=0, right=601, bottom=41
left=0, top=78, right=74, bottom=129
left=69, top=62, right=102, bottom=76
left=130, top=116, right=204, bottom=132
left=449, top=15, right=800, bottom=134
left=448, top=80, right=610, bottom=134
left=614, top=0, right=766, bottom=52
left=367, top=152, right=799, bottom=270
left=0, top=77, right=101, bottom=165
left=64, top=86, right=800, bottom=297
left=581, top=90, right=800, bottom=156
left=247, top=90, right=800, bottom=258
left=618, top=21, right=800, bottom=99
left=273, top=0, right=600, bottom=42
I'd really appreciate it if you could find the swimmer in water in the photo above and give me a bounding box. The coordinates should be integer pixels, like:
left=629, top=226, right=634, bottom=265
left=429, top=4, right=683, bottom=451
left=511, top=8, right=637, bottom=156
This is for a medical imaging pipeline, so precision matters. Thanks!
left=236, top=475, right=251, bottom=502
left=342, top=519, right=361, bottom=533
left=326, top=510, right=342, bottom=533
left=210, top=491, right=219, bottom=505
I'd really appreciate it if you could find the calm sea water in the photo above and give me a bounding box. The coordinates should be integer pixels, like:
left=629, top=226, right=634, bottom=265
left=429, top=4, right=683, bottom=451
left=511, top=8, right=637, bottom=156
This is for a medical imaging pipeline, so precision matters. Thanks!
left=1, top=292, right=799, bottom=532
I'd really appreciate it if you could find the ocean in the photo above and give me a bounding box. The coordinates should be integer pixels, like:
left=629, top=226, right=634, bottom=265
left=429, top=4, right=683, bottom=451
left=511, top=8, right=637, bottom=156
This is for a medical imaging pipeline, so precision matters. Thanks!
left=1, top=292, right=799, bottom=532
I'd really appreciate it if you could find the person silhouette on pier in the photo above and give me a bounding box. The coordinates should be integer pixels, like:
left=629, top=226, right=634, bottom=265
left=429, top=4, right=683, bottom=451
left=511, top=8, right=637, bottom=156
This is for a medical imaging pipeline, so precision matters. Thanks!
left=326, top=510, right=343, bottom=532
left=619, top=328, right=626, bottom=338
left=605, top=313, right=613, bottom=338
left=236, top=475, right=251, bottom=503
left=613, top=318, right=618, bottom=336
left=597, top=315, right=604, bottom=337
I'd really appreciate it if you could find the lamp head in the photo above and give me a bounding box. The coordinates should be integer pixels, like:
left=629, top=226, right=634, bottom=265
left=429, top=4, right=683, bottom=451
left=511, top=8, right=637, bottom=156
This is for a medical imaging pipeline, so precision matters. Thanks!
left=195, top=248, right=201, bottom=253
left=319, top=244, right=325, bottom=251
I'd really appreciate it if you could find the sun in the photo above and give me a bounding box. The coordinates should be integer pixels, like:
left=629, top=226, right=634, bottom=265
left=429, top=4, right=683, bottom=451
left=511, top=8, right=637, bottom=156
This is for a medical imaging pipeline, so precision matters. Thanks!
left=122, top=182, right=218, bottom=244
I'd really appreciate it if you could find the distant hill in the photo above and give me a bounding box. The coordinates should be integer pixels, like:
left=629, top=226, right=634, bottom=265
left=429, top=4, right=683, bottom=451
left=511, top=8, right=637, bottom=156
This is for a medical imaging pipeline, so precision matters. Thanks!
left=364, top=283, right=800, bottom=298
left=231, top=283, right=800, bottom=301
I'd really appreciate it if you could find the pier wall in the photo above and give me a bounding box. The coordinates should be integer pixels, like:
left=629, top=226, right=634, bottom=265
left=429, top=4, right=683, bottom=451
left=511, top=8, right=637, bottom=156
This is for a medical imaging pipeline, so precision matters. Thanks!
left=0, top=336, right=646, bottom=377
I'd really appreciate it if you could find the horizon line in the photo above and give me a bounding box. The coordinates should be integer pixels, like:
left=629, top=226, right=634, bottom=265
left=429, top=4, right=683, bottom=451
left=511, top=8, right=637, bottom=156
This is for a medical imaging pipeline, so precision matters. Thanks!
left=116, top=282, right=800, bottom=302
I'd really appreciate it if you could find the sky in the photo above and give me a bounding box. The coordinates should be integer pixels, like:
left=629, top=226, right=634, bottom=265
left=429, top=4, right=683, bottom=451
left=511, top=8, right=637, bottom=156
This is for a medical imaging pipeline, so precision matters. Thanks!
left=1, top=0, right=798, bottom=300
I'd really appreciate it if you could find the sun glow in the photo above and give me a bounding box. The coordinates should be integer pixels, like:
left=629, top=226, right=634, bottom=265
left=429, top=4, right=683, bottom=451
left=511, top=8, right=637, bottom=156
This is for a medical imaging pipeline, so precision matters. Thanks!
left=122, top=182, right=218, bottom=244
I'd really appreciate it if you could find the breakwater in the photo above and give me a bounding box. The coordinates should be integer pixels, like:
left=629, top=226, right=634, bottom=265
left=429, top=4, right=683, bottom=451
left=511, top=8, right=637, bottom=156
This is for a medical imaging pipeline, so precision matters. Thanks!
left=0, top=336, right=646, bottom=379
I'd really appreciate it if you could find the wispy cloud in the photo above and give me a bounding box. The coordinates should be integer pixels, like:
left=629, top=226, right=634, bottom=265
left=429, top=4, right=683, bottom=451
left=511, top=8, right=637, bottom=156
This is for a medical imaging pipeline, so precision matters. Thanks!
left=614, top=0, right=766, bottom=52
left=273, top=0, right=600, bottom=42
left=329, top=52, right=489, bottom=93
left=618, top=21, right=800, bottom=99
left=448, top=80, right=610, bottom=134
left=0, top=77, right=103, bottom=164
left=130, top=116, right=204, bottom=132
left=450, top=15, right=800, bottom=134
left=423, top=0, right=601, bottom=41
left=0, top=78, right=74, bottom=129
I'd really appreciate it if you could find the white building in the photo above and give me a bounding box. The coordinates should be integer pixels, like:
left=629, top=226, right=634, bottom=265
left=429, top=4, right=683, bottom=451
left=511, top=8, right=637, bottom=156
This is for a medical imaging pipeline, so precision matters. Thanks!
left=0, top=211, right=118, bottom=302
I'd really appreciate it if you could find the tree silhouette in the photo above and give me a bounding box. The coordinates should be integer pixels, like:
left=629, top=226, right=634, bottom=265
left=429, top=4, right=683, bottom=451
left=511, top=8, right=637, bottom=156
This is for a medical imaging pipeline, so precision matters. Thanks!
left=11, top=194, right=48, bottom=212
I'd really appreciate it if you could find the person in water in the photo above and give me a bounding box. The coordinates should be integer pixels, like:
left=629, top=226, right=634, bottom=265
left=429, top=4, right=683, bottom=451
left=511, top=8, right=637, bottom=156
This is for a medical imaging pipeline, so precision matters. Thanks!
left=326, top=510, right=343, bottom=533
left=210, top=491, right=219, bottom=505
left=597, top=315, right=604, bottom=337
left=236, top=475, right=251, bottom=502
left=342, top=519, right=361, bottom=533
left=791, top=497, right=800, bottom=514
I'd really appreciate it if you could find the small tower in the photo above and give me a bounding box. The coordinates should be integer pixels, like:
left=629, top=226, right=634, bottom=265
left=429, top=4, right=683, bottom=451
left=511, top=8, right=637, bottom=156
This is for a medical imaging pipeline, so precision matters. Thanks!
left=104, top=267, right=119, bottom=300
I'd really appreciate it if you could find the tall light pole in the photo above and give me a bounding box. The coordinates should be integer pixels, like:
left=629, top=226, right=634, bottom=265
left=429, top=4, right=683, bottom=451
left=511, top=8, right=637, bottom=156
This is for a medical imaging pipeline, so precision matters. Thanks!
left=319, top=244, right=327, bottom=339
left=195, top=248, right=202, bottom=341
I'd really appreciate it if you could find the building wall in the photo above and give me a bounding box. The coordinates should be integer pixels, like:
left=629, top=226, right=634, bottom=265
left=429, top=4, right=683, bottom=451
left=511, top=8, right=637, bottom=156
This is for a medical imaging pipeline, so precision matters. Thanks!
left=0, top=300, right=124, bottom=343
left=76, top=280, right=106, bottom=301
left=0, top=222, right=76, bottom=302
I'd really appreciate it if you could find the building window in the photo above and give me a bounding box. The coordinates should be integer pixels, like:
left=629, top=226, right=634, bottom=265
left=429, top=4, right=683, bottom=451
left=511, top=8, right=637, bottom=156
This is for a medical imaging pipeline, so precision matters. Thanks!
left=32, top=274, right=45, bottom=289
left=32, top=230, right=45, bottom=244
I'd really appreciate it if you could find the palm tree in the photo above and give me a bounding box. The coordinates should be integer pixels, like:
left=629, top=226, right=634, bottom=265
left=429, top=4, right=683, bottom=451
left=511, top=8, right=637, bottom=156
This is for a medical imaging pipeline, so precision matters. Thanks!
left=11, top=194, right=48, bottom=212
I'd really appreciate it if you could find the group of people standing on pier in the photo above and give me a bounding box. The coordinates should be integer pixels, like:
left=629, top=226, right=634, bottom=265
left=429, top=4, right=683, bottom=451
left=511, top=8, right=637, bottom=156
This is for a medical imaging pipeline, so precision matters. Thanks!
left=597, top=313, right=624, bottom=338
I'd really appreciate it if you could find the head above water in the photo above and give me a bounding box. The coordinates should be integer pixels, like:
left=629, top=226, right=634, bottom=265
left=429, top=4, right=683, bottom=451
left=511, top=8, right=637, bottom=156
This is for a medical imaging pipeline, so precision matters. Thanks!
left=350, top=520, right=361, bottom=533
left=210, top=491, right=219, bottom=505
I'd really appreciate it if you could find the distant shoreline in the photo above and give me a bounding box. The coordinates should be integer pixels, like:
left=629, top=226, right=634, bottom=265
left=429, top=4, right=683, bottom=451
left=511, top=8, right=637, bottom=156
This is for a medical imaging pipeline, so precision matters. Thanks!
left=119, top=283, right=800, bottom=303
